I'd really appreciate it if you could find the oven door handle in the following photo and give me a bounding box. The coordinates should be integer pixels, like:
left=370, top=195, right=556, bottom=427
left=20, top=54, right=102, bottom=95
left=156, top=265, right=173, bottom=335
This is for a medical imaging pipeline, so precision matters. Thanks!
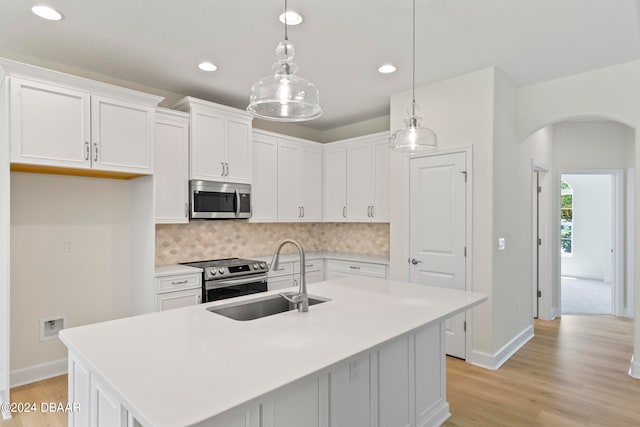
left=205, top=274, right=268, bottom=290
left=235, top=188, right=240, bottom=217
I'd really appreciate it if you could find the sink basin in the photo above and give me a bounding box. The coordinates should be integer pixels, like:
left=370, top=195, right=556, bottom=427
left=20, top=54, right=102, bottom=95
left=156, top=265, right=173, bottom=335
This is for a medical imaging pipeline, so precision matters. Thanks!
left=208, top=293, right=330, bottom=321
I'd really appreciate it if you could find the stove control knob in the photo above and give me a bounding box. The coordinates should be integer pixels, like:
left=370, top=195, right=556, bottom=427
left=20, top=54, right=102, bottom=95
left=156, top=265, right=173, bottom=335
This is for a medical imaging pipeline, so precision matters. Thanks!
left=254, top=264, right=259, bottom=269
left=260, top=263, right=266, bottom=269
left=218, top=268, right=224, bottom=274
left=210, top=270, right=216, bottom=276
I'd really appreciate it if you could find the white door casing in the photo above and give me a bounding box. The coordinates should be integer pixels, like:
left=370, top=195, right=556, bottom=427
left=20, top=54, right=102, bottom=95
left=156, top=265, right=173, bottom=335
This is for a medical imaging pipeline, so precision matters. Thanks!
left=409, top=152, right=467, bottom=358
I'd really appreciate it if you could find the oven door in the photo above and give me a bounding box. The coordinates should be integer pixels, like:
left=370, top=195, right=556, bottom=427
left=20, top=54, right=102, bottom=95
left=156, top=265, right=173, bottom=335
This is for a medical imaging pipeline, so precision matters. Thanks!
left=190, top=180, right=252, bottom=219
left=204, top=274, right=268, bottom=302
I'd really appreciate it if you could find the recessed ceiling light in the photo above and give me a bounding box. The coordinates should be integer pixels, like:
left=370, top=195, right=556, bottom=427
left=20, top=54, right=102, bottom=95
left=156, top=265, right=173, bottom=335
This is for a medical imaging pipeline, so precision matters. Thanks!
left=279, top=11, right=303, bottom=25
left=198, top=62, right=218, bottom=72
left=378, top=64, right=397, bottom=74
left=31, top=5, right=63, bottom=21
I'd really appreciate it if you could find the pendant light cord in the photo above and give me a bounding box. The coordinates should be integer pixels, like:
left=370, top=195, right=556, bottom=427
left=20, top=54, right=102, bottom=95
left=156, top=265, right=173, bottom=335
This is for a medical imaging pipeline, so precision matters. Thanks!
left=284, top=0, right=289, bottom=41
left=411, top=0, right=416, bottom=116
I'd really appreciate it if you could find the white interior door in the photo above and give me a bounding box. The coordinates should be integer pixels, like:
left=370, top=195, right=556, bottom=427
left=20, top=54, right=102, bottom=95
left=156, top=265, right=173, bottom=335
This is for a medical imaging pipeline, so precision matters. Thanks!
left=409, top=152, right=467, bottom=358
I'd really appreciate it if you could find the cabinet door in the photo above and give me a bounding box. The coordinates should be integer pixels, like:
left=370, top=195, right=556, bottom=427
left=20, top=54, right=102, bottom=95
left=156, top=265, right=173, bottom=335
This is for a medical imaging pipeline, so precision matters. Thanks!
left=305, top=270, right=324, bottom=284
left=347, top=143, right=373, bottom=222
left=91, top=376, right=125, bottom=427
left=268, top=275, right=295, bottom=291
left=155, top=288, right=201, bottom=311
left=251, top=136, right=278, bottom=222
left=225, top=118, right=252, bottom=184
left=190, top=106, right=226, bottom=180
left=301, top=146, right=322, bottom=222
left=371, top=139, right=390, bottom=222
left=154, top=113, right=189, bottom=223
left=91, top=95, right=153, bottom=174
left=10, top=77, right=91, bottom=168
left=323, top=146, right=347, bottom=222
left=277, top=142, right=301, bottom=222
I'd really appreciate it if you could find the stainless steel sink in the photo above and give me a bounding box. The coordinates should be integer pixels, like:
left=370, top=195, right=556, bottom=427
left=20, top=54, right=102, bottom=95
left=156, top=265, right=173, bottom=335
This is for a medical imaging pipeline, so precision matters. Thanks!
left=207, top=293, right=329, bottom=321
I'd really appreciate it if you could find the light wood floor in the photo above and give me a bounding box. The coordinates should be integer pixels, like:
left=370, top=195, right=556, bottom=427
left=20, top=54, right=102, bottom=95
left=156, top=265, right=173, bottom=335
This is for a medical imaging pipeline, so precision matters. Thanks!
left=1, top=315, right=637, bottom=426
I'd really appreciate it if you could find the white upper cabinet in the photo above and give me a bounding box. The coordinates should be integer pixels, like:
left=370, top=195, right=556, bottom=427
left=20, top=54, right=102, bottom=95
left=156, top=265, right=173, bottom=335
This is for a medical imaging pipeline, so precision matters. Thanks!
left=10, top=77, right=90, bottom=168
left=173, top=97, right=252, bottom=184
left=278, top=139, right=322, bottom=222
left=91, top=95, right=154, bottom=174
left=340, top=132, right=390, bottom=222
left=10, top=75, right=158, bottom=174
left=251, top=131, right=278, bottom=222
left=154, top=109, right=189, bottom=224
left=323, top=144, right=347, bottom=222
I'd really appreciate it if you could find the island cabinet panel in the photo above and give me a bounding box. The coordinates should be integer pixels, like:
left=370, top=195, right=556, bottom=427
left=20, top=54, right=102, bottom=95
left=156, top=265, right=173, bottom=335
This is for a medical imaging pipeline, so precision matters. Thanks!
left=329, top=355, right=371, bottom=426
left=415, top=324, right=446, bottom=426
left=91, top=376, right=126, bottom=427
left=68, top=356, right=91, bottom=427
left=379, top=337, right=412, bottom=427
left=262, top=376, right=322, bottom=427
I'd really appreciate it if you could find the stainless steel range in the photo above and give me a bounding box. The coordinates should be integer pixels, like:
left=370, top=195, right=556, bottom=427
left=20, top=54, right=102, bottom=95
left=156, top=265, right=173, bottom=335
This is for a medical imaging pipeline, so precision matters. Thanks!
left=180, top=258, right=269, bottom=303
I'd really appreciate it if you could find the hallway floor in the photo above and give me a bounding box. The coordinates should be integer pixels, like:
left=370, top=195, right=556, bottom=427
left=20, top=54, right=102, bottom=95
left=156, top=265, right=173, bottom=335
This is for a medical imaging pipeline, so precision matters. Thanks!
left=561, top=276, right=611, bottom=315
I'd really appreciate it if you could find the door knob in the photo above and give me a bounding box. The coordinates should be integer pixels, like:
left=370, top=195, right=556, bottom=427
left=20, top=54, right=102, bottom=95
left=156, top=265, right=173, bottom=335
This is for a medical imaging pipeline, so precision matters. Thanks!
left=411, top=258, right=422, bottom=265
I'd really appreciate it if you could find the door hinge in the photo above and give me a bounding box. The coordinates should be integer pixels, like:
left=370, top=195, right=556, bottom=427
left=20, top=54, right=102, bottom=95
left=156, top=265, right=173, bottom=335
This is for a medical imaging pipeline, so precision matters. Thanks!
left=463, top=321, right=467, bottom=332
left=537, top=238, right=542, bottom=246
left=537, top=290, right=542, bottom=298
left=464, top=246, right=467, bottom=257
left=537, top=186, right=542, bottom=194
left=461, top=171, right=468, bottom=183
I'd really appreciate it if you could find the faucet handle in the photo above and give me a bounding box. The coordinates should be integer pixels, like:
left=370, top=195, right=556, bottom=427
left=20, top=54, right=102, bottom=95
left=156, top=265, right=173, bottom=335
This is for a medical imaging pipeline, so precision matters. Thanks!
left=280, top=293, right=305, bottom=305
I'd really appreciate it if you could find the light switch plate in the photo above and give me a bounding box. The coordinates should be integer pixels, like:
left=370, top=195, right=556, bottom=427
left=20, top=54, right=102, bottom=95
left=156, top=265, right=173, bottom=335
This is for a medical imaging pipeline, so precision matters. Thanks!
left=498, top=237, right=506, bottom=251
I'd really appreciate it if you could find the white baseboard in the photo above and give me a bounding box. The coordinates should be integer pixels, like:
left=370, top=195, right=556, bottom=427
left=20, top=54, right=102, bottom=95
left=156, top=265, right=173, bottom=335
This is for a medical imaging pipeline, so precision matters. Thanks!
left=10, top=358, right=67, bottom=388
left=1, top=388, right=10, bottom=420
left=629, top=355, right=640, bottom=379
left=469, top=325, right=534, bottom=370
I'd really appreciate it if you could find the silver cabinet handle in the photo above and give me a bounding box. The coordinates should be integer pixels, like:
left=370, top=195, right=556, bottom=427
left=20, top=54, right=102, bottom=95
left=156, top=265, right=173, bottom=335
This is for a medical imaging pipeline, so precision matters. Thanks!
left=185, top=203, right=188, bottom=218
left=84, top=141, right=90, bottom=161
left=349, top=266, right=361, bottom=270
left=367, top=206, right=372, bottom=217
left=221, top=162, right=225, bottom=176
left=306, top=264, right=314, bottom=268
left=371, top=205, right=374, bottom=218
left=93, top=142, right=99, bottom=162
left=411, top=258, right=423, bottom=265
left=171, top=280, right=188, bottom=285
left=225, top=163, right=229, bottom=176
left=301, top=206, right=305, bottom=218
left=197, top=295, right=202, bottom=304
left=235, top=189, right=240, bottom=217
left=343, top=206, right=346, bottom=218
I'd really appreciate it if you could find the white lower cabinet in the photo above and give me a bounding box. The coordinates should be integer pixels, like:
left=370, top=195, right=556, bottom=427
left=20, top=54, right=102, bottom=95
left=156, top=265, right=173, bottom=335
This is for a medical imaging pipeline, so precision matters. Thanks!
left=326, top=259, right=387, bottom=279
left=268, top=259, right=325, bottom=291
left=68, top=322, right=447, bottom=427
left=154, top=269, right=202, bottom=311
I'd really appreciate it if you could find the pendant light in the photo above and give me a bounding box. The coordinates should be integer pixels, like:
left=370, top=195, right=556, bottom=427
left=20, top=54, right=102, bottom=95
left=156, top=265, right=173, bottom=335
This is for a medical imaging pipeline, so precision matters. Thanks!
left=247, top=0, right=322, bottom=122
left=389, top=0, right=437, bottom=152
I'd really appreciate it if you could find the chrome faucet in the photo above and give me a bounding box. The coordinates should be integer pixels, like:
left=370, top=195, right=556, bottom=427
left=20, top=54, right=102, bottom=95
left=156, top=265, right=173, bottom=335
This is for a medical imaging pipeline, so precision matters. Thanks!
left=270, top=239, right=308, bottom=312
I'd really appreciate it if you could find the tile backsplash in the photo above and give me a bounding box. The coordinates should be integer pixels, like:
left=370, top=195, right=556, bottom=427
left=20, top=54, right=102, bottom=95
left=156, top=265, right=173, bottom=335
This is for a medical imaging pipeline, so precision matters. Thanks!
left=155, top=221, right=389, bottom=265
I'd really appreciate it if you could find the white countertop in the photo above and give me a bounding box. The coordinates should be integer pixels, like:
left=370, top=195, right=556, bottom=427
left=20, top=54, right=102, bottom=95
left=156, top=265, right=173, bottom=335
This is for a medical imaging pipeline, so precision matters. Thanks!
left=154, top=264, right=203, bottom=277
left=60, top=277, right=486, bottom=427
left=251, top=251, right=389, bottom=265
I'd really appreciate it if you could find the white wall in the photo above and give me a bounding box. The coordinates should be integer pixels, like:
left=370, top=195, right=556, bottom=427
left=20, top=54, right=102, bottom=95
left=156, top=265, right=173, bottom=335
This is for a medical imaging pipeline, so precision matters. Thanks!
left=561, top=174, right=612, bottom=281
left=390, top=68, right=496, bottom=357
left=517, top=60, right=640, bottom=377
left=0, top=67, right=10, bottom=411
left=10, top=173, right=131, bottom=377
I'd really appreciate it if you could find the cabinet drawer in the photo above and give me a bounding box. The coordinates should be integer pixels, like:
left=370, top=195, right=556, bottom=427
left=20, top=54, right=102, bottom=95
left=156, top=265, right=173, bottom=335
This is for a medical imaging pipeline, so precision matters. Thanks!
left=294, top=259, right=324, bottom=274
left=155, top=273, right=201, bottom=293
left=326, top=260, right=387, bottom=278
left=268, top=261, right=294, bottom=277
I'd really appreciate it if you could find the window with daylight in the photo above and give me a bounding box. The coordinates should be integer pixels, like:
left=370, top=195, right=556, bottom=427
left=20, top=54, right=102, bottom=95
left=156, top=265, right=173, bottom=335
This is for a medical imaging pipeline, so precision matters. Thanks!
left=560, top=179, right=573, bottom=256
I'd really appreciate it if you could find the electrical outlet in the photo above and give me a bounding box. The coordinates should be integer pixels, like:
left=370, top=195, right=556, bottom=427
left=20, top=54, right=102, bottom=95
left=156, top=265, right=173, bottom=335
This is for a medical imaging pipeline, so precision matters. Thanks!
left=64, top=239, right=72, bottom=252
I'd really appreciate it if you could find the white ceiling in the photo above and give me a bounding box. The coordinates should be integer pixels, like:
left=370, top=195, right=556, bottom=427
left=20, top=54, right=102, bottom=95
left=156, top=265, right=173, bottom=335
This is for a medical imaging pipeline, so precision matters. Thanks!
left=1, top=0, right=639, bottom=130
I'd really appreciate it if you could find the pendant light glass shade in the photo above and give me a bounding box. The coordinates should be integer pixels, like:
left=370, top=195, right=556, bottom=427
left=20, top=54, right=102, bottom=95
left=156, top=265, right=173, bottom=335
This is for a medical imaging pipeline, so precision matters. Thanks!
left=248, top=40, right=322, bottom=122
left=389, top=102, right=437, bottom=152
left=389, top=0, right=437, bottom=152
left=247, top=0, right=321, bottom=122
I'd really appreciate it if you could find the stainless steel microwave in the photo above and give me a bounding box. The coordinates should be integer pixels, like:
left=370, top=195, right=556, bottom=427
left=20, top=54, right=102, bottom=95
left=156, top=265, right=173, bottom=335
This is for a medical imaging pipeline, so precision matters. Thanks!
left=190, top=180, right=252, bottom=219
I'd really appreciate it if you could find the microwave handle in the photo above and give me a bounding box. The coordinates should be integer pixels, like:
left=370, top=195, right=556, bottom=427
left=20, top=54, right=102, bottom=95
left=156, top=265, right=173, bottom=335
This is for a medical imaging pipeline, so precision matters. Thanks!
left=235, top=189, right=240, bottom=217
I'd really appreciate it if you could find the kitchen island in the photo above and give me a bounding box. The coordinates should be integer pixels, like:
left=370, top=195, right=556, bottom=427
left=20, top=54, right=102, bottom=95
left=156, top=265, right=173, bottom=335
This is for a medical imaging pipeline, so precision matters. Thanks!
left=60, top=277, right=486, bottom=427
